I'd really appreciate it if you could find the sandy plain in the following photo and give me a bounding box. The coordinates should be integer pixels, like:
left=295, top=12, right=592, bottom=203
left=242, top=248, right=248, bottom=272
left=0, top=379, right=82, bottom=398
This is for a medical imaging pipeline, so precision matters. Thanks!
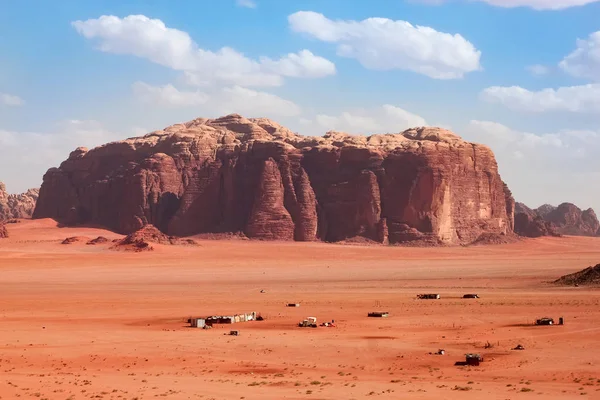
left=1, top=219, right=599, bottom=400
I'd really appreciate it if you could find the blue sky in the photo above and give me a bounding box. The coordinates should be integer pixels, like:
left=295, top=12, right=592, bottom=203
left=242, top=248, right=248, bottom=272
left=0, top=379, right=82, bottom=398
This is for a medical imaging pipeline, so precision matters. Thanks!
left=1, top=0, right=600, bottom=210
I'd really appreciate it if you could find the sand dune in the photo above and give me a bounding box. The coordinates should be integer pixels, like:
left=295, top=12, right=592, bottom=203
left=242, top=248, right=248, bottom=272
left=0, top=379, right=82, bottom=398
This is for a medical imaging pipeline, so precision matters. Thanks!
left=1, top=219, right=599, bottom=399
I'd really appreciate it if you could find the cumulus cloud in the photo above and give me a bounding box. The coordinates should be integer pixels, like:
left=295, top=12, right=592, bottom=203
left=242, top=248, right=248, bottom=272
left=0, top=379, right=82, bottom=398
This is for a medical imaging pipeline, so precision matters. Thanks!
left=301, top=105, right=427, bottom=135
left=559, top=31, right=600, bottom=81
left=526, top=64, right=549, bottom=77
left=465, top=120, right=600, bottom=207
left=480, top=84, right=600, bottom=112
left=413, top=0, right=600, bottom=9
left=132, top=82, right=209, bottom=107
left=236, top=0, right=257, bottom=8
left=0, top=92, right=24, bottom=107
left=288, top=11, right=481, bottom=79
left=260, top=50, right=336, bottom=79
left=72, top=15, right=335, bottom=87
left=132, top=82, right=301, bottom=117
left=0, top=120, right=131, bottom=192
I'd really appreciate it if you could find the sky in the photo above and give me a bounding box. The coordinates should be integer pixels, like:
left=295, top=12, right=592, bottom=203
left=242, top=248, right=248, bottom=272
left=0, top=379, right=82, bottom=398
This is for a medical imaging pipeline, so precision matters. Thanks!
left=1, top=0, right=600, bottom=210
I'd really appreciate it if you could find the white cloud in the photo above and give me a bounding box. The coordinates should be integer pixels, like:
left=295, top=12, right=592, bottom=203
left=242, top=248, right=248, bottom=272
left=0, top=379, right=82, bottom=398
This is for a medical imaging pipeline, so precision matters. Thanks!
left=480, top=84, right=600, bottom=112
left=0, top=120, right=130, bottom=192
left=526, top=64, right=549, bottom=77
left=465, top=120, right=600, bottom=207
left=132, top=82, right=209, bottom=107
left=413, top=0, right=600, bottom=9
left=132, top=82, right=301, bottom=117
left=468, top=120, right=564, bottom=149
left=236, top=0, right=257, bottom=8
left=260, top=50, right=336, bottom=78
left=0, top=92, right=24, bottom=106
left=288, top=11, right=481, bottom=80
left=303, top=104, right=427, bottom=135
left=72, top=15, right=335, bottom=87
left=559, top=31, right=600, bottom=81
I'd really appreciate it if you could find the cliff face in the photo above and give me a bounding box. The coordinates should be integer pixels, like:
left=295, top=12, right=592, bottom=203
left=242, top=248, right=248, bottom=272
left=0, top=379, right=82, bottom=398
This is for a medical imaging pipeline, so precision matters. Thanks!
left=545, top=203, right=600, bottom=236
left=34, top=114, right=514, bottom=245
left=0, top=183, right=39, bottom=221
left=514, top=202, right=560, bottom=238
left=514, top=201, right=599, bottom=237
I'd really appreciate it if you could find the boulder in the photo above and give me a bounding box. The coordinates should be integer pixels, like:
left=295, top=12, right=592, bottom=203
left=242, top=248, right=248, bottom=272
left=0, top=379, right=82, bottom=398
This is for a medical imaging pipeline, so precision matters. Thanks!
left=33, top=114, right=514, bottom=245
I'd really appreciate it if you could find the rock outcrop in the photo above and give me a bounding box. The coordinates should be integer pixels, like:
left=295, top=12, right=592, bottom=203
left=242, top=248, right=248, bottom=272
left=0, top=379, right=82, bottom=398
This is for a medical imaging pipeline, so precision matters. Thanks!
left=0, top=223, right=7, bottom=238
left=110, top=224, right=197, bottom=251
left=0, top=183, right=39, bottom=221
left=514, top=202, right=560, bottom=238
left=514, top=201, right=599, bottom=237
left=544, top=203, right=599, bottom=236
left=554, top=264, right=600, bottom=286
left=34, top=114, right=514, bottom=245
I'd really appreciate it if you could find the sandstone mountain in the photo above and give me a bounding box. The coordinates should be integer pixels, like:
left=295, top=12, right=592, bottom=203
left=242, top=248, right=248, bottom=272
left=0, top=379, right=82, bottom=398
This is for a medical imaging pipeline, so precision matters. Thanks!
left=34, top=114, right=515, bottom=245
left=514, top=202, right=560, bottom=238
left=0, top=182, right=40, bottom=221
left=514, top=202, right=599, bottom=237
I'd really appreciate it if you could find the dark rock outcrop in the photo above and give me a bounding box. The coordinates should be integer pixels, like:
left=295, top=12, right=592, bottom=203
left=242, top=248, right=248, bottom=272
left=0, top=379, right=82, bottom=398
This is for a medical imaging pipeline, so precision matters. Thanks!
left=535, top=204, right=556, bottom=218
left=554, top=264, right=600, bottom=286
left=87, top=236, right=109, bottom=245
left=34, top=114, right=514, bottom=245
left=0, top=183, right=39, bottom=221
left=62, top=236, right=88, bottom=244
left=112, top=224, right=197, bottom=250
left=0, top=223, right=7, bottom=238
left=514, top=202, right=560, bottom=238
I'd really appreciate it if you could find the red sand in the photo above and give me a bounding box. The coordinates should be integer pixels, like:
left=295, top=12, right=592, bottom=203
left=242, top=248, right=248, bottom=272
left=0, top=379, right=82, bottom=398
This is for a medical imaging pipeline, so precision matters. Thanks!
left=1, top=219, right=599, bottom=399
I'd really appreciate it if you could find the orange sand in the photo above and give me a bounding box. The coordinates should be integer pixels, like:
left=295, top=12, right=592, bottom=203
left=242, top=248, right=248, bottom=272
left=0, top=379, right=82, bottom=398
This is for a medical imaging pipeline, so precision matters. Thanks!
left=1, top=219, right=599, bottom=399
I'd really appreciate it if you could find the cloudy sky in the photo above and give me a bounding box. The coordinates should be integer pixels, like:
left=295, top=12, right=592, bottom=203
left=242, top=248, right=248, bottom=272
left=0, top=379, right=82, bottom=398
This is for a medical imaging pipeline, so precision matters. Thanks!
left=1, top=0, right=599, bottom=209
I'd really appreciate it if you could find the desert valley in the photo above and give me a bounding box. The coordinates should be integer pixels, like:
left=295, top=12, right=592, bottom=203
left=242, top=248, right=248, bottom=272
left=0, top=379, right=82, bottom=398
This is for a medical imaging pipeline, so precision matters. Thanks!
left=1, top=219, right=600, bottom=399
left=1, top=114, right=600, bottom=399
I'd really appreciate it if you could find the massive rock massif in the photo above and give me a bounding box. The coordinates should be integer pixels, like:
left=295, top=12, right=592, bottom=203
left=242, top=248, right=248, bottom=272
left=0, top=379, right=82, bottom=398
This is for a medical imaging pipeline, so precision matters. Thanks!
left=34, top=114, right=514, bottom=245
left=0, top=183, right=39, bottom=221
left=514, top=202, right=599, bottom=237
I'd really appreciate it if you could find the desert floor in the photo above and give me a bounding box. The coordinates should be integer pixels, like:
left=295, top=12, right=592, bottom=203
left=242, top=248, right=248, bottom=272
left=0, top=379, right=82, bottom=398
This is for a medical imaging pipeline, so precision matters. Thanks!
left=1, top=219, right=599, bottom=400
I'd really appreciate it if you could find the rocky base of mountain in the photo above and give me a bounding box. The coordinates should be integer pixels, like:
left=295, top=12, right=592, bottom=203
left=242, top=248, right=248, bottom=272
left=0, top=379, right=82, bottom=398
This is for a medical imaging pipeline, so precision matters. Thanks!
left=0, top=223, right=7, bottom=238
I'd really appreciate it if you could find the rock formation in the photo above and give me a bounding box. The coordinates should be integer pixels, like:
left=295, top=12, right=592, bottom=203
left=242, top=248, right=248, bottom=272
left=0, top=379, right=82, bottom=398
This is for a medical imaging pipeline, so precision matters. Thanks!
left=87, top=236, right=109, bottom=245
left=544, top=203, right=599, bottom=236
left=110, top=224, right=197, bottom=251
left=34, top=114, right=514, bottom=245
left=0, top=222, right=7, bottom=238
left=514, top=201, right=599, bottom=237
left=0, top=183, right=39, bottom=221
left=554, top=264, right=600, bottom=286
left=514, top=202, right=560, bottom=238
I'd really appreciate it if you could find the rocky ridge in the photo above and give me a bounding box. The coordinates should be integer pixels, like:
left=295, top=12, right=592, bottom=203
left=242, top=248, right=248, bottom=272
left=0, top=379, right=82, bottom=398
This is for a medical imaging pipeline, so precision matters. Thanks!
left=0, top=183, right=39, bottom=221
left=554, top=264, right=600, bottom=286
left=514, top=202, right=599, bottom=237
left=34, top=114, right=515, bottom=245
